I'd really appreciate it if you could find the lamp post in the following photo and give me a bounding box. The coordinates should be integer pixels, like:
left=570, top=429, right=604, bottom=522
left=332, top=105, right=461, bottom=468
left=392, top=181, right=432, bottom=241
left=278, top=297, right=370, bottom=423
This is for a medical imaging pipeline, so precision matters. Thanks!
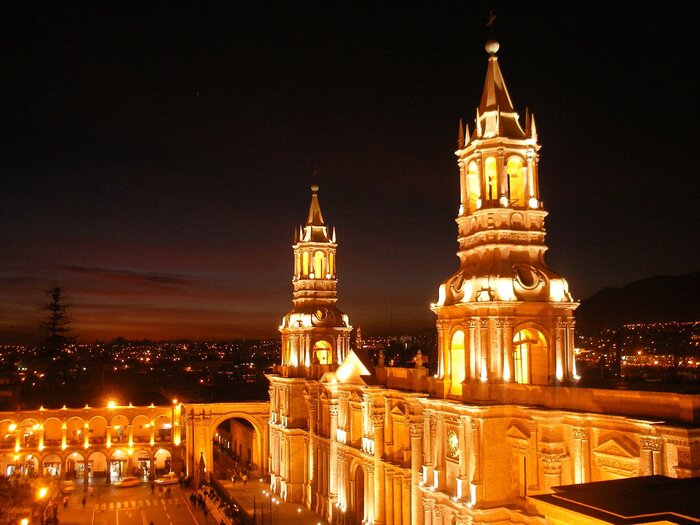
left=36, top=486, right=48, bottom=525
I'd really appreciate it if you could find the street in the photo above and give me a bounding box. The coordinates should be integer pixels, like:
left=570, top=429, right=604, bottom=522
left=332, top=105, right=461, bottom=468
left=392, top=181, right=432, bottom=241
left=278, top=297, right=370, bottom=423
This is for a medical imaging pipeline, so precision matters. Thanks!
left=57, top=480, right=204, bottom=525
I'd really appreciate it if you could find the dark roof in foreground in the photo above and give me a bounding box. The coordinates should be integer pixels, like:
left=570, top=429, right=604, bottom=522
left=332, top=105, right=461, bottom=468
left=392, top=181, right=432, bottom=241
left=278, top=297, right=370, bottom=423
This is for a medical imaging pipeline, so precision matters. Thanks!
left=530, top=475, right=700, bottom=524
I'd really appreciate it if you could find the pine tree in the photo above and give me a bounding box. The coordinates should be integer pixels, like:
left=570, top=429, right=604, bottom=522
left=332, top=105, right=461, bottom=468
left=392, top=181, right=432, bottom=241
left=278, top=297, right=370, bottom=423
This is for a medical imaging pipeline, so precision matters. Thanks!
left=40, top=286, right=74, bottom=353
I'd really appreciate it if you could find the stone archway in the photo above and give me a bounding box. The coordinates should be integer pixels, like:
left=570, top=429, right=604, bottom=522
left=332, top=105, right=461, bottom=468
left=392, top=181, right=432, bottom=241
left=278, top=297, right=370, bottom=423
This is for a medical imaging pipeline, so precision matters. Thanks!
left=182, top=402, right=269, bottom=486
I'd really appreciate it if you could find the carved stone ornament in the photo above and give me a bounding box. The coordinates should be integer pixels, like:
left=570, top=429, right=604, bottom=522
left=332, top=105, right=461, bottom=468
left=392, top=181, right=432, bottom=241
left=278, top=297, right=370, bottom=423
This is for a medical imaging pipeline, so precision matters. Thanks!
left=329, top=404, right=339, bottom=416
left=541, top=453, right=563, bottom=475
left=572, top=428, right=590, bottom=441
left=409, top=423, right=424, bottom=439
left=640, top=436, right=664, bottom=452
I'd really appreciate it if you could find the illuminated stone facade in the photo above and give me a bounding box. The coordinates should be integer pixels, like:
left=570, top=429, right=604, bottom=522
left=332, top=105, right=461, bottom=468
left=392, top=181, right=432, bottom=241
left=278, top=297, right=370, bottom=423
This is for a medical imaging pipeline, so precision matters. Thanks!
left=267, top=41, right=700, bottom=525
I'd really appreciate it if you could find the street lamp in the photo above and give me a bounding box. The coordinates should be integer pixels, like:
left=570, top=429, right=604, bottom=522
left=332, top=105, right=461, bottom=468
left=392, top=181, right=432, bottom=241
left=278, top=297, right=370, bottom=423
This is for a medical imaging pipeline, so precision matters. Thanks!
left=36, top=486, right=48, bottom=525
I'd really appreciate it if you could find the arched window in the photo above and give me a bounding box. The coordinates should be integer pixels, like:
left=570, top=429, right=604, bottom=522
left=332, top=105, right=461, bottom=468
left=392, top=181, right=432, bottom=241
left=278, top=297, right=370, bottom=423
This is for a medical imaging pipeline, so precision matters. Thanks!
left=485, top=157, right=498, bottom=201
left=313, top=340, right=332, bottom=365
left=450, top=330, right=466, bottom=395
left=467, top=161, right=480, bottom=211
left=507, top=156, right=526, bottom=207
left=313, top=251, right=325, bottom=279
left=329, top=252, right=335, bottom=278
left=302, top=252, right=309, bottom=277
left=512, top=328, right=548, bottom=385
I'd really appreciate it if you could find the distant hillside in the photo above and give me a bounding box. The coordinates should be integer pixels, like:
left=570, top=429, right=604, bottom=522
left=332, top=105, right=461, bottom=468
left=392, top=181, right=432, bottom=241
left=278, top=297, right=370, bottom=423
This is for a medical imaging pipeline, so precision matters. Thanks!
left=575, top=272, right=700, bottom=333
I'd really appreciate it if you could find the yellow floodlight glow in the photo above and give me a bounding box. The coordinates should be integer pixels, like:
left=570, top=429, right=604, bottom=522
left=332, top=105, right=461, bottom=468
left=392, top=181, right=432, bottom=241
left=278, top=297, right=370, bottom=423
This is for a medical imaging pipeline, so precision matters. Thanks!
left=37, top=487, right=48, bottom=500
left=8, top=424, right=17, bottom=432
left=107, top=401, right=117, bottom=409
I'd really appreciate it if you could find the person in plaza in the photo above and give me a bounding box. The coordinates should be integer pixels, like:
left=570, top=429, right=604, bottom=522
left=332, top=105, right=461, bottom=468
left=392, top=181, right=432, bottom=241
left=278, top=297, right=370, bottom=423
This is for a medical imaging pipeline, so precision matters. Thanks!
left=230, top=472, right=235, bottom=485
left=81, top=495, right=86, bottom=510
left=151, top=480, right=155, bottom=494
left=241, top=471, right=247, bottom=485
left=63, top=495, right=68, bottom=508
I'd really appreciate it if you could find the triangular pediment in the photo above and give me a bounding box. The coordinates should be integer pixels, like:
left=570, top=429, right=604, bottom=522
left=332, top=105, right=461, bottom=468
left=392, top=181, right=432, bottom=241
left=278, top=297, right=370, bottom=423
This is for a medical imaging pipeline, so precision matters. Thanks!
left=593, top=436, right=639, bottom=459
left=506, top=421, right=531, bottom=442
left=390, top=405, right=406, bottom=417
left=333, top=349, right=373, bottom=386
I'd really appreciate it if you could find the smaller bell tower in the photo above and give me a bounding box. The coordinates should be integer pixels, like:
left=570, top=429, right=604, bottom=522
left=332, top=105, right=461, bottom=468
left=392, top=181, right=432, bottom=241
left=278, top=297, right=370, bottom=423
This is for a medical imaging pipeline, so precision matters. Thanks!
left=279, top=184, right=352, bottom=378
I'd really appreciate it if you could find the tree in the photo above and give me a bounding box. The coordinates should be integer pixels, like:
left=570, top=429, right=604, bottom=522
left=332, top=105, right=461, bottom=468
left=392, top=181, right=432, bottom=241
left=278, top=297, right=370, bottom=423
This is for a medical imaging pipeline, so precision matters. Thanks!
left=40, top=286, right=74, bottom=353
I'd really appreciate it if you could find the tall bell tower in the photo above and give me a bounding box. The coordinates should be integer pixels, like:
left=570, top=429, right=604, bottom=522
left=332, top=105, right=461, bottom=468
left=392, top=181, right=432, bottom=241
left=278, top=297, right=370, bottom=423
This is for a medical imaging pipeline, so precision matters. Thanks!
left=432, top=40, right=578, bottom=398
left=278, top=184, right=352, bottom=377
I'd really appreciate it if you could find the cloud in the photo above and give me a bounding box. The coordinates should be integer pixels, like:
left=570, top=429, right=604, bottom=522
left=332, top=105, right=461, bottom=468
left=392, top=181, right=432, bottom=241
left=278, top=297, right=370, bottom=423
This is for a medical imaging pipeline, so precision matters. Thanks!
left=55, top=265, right=195, bottom=288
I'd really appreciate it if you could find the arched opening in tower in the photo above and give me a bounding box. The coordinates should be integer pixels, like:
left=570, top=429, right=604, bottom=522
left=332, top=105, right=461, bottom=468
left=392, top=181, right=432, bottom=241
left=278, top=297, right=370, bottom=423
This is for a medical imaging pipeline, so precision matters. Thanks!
left=512, top=328, right=548, bottom=384
left=313, top=340, right=332, bottom=365
left=450, top=330, right=466, bottom=395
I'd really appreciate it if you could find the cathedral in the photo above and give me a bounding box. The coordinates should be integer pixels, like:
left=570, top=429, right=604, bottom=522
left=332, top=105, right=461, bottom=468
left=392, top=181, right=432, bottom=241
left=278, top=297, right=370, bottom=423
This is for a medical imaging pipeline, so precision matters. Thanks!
left=267, top=40, right=699, bottom=525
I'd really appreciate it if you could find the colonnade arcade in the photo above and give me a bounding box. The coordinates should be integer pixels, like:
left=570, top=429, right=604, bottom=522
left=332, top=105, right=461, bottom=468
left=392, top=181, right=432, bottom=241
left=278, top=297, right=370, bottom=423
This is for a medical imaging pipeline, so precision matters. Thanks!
left=0, top=404, right=179, bottom=482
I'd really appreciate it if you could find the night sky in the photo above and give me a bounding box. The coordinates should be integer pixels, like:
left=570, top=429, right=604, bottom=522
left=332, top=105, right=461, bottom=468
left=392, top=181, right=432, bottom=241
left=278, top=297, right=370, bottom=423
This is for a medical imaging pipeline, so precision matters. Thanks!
left=1, top=2, right=697, bottom=343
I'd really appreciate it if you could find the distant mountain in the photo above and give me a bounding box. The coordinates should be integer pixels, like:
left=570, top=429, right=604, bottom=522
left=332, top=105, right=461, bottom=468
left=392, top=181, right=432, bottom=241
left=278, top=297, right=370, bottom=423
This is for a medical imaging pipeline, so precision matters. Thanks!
left=575, top=272, right=700, bottom=333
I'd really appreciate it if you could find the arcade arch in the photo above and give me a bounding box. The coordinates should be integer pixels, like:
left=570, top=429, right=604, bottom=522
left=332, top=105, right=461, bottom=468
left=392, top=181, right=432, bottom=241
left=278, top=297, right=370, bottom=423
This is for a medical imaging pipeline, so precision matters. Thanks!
left=42, top=453, right=62, bottom=477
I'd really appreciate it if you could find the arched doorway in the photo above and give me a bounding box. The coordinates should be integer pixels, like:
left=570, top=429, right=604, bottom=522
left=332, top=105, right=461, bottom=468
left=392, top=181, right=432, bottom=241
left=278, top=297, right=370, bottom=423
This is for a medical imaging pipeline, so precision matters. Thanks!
left=450, top=330, right=466, bottom=395
left=512, top=327, right=549, bottom=385
left=352, top=465, right=365, bottom=525
left=65, top=451, right=85, bottom=480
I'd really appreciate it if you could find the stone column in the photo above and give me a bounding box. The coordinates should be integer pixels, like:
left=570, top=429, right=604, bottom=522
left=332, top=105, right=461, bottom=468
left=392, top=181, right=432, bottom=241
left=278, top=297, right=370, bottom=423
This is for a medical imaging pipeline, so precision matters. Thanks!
left=479, top=319, right=489, bottom=381
left=457, top=416, right=470, bottom=500
left=410, top=422, right=424, bottom=525
left=83, top=423, right=90, bottom=449
left=366, top=463, right=375, bottom=524
left=504, top=319, right=514, bottom=382
left=542, top=454, right=562, bottom=491
left=528, top=422, right=540, bottom=491
left=572, top=428, right=590, bottom=484
left=468, top=320, right=478, bottom=381
left=393, top=474, right=403, bottom=525
left=470, top=418, right=483, bottom=506
left=422, top=411, right=432, bottom=483
left=437, top=321, right=446, bottom=378
left=328, top=404, right=339, bottom=520
left=555, top=319, right=565, bottom=382
left=373, top=413, right=386, bottom=525
left=423, top=499, right=434, bottom=525
left=640, top=436, right=664, bottom=476
left=495, top=319, right=504, bottom=380
left=61, top=423, right=67, bottom=450
left=402, top=476, right=411, bottom=525
left=384, top=470, right=394, bottom=525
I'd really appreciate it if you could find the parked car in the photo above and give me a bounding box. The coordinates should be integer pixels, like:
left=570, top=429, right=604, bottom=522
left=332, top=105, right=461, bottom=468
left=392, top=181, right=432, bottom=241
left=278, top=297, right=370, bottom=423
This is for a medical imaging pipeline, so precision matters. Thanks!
left=60, top=481, right=76, bottom=493
left=114, top=476, right=141, bottom=488
left=154, top=472, right=179, bottom=485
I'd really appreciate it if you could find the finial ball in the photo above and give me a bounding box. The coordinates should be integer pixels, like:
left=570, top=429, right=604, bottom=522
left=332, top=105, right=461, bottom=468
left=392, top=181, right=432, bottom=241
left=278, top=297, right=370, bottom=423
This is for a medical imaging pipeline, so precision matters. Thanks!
left=485, top=39, right=500, bottom=55
left=311, top=184, right=319, bottom=192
